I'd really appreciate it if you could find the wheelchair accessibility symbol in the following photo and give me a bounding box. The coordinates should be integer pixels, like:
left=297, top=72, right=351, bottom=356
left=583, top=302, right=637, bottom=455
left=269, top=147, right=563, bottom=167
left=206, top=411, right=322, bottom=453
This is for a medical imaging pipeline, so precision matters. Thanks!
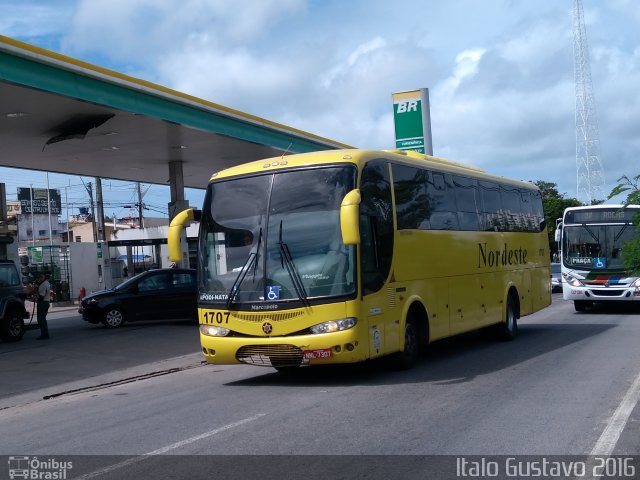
left=594, top=257, right=607, bottom=269
left=266, top=286, right=281, bottom=301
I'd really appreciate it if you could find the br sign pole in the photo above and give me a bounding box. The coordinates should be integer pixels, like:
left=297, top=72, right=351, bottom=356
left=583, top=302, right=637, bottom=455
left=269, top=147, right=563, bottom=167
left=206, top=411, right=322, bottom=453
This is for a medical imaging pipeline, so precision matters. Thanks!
left=392, top=88, right=433, bottom=155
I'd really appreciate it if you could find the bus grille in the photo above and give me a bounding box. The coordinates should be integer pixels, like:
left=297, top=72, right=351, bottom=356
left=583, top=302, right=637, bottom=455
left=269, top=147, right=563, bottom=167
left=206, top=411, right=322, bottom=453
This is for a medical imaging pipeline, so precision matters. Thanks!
left=236, top=344, right=304, bottom=367
left=232, top=311, right=304, bottom=323
left=589, top=289, right=625, bottom=297
left=387, top=287, right=396, bottom=309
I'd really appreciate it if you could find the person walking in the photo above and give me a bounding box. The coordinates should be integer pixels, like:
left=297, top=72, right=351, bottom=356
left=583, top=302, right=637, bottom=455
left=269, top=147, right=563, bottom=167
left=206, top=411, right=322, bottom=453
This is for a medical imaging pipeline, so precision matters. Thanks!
left=36, top=273, right=51, bottom=340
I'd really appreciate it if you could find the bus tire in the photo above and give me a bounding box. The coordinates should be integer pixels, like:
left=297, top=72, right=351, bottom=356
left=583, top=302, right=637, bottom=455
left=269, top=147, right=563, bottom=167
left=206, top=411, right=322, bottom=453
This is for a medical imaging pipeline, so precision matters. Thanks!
left=102, top=306, right=125, bottom=328
left=497, top=294, right=518, bottom=341
left=392, top=318, right=419, bottom=370
left=574, top=300, right=588, bottom=312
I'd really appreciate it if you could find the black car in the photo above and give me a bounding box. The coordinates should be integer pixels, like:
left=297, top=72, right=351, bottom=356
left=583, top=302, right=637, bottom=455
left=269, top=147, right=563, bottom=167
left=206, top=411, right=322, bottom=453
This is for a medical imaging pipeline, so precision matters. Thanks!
left=79, top=268, right=197, bottom=328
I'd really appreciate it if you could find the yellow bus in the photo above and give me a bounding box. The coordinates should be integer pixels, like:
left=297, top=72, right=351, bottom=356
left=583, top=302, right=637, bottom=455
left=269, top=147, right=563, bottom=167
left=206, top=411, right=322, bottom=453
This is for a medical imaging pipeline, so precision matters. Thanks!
left=169, top=149, right=551, bottom=371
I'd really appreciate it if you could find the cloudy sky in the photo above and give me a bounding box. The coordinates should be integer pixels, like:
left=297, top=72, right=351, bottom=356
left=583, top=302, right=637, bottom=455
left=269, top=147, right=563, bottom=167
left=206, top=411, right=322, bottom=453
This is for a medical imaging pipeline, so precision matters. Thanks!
left=1, top=0, right=639, bottom=217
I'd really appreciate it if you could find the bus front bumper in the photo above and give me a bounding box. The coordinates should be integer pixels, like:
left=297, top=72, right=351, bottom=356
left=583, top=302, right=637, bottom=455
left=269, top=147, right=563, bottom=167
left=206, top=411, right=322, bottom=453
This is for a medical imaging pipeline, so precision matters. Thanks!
left=199, top=328, right=367, bottom=367
left=563, top=285, right=640, bottom=302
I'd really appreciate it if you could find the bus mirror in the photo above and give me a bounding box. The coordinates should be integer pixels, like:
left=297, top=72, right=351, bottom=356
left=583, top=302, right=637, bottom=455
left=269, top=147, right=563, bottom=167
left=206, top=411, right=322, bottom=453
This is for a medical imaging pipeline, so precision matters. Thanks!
left=554, top=227, right=561, bottom=243
left=168, top=208, right=198, bottom=262
left=340, top=189, right=361, bottom=245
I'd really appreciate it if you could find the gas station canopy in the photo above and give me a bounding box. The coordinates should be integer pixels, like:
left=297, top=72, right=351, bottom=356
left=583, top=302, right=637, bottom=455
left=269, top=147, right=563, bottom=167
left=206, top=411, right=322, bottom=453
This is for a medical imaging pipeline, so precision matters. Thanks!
left=0, top=35, right=352, bottom=190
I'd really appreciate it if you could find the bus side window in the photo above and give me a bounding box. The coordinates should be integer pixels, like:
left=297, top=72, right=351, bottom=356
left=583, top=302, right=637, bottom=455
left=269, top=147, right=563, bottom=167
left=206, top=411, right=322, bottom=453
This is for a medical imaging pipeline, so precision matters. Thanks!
left=453, top=175, right=480, bottom=231
left=428, top=172, right=459, bottom=230
left=360, top=159, right=394, bottom=295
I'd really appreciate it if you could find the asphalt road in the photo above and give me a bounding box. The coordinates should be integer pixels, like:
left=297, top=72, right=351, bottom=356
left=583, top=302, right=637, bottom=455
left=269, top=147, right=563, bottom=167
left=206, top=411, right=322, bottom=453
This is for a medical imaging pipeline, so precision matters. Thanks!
left=1, top=296, right=639, bottom=479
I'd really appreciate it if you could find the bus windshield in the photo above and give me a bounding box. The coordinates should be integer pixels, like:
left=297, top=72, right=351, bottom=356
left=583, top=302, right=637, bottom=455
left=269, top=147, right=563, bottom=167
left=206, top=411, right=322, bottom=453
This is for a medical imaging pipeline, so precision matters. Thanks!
left=198, top=165, right=357, bottom=306
left=562, top=224, right=636, bottom=270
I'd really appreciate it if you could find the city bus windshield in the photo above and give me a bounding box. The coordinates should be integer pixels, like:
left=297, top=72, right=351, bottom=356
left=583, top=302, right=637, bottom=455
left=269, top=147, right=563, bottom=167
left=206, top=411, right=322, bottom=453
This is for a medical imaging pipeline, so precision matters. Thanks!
left=198, top=165, right=357, bottom=306
left=562, top=224, right=636, bottom=270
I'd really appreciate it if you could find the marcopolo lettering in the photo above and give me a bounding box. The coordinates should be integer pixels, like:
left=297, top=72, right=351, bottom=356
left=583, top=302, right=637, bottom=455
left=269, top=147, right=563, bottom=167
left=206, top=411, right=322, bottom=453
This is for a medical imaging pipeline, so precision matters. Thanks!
left=478, top=243, right=528, bottom=268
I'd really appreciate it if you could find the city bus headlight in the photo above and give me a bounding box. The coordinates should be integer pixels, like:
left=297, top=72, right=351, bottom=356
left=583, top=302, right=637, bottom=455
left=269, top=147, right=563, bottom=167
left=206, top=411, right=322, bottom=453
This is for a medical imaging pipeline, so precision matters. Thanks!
left=309, top=317, right=357, bottom=334
left=633, top=278, right=640, bottom=288
left=563, top=273, right=584, bottom=287
left=200, top=325, right=230, bottom=337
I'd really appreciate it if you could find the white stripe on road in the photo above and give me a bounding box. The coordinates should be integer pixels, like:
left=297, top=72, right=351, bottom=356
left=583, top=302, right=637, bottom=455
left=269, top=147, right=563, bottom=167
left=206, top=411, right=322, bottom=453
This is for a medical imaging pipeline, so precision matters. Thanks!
left=591, top=370, right=640, bottom=455
left=76, top=413, right=266, bottom=479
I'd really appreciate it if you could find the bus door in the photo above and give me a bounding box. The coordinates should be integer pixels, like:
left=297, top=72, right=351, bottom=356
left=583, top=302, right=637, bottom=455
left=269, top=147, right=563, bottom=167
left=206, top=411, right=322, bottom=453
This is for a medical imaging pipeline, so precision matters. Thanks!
left=360, top=160, right=396, bottom=358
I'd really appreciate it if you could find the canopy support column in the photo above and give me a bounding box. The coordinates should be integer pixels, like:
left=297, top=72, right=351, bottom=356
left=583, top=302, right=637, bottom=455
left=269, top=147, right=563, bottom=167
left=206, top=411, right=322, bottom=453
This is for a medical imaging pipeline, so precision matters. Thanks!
left=168, top=161, right=190, bottom=268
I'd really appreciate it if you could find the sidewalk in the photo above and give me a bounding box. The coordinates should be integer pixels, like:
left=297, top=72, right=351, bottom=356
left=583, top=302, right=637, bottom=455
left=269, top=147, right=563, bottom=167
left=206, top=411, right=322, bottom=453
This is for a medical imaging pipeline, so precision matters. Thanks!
left=24, top=300, right=80, bottom=315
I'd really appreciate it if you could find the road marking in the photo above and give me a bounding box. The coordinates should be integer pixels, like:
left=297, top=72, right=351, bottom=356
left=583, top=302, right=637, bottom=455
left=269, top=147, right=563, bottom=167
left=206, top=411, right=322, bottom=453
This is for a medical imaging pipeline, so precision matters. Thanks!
left=76, top=413, right=266, bottom=479
left=590, top=369, right=640, bottom=455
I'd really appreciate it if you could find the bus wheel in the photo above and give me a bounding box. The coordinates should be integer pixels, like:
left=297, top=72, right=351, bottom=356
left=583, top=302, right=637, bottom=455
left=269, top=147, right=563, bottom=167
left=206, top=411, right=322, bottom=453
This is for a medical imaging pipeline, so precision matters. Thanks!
left=574, top=300, right=589, bottom=312
left=497, top=295, right=518, bottom=341
left=392, top=318, right=419, bottom=370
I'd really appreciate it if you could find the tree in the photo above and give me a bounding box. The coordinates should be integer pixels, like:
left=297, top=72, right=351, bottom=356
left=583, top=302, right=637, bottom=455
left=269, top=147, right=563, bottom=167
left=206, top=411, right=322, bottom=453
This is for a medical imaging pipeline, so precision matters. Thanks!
left=534, top=181, right=582, bottom=260
left=608, top=174, right=640, bottom=274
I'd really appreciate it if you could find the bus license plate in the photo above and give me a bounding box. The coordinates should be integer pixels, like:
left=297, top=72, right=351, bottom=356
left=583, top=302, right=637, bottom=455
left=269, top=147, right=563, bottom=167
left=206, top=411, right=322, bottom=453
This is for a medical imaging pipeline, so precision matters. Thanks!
left=303, top=349, right=332, bottom=360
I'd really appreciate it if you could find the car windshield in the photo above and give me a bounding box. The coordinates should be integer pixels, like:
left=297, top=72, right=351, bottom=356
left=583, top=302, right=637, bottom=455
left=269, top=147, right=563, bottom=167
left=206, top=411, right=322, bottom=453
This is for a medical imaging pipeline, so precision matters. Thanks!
left=563, top=224, right=637, bottom=270
left=551, top=264, right=561, bottom=275
left=198, top=165, right=357, bottom=306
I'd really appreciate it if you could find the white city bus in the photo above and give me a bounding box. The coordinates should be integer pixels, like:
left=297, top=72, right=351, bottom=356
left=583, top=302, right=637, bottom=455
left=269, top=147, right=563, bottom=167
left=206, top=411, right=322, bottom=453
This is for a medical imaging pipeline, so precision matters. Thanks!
left=557, top=204, right=640, bottom=311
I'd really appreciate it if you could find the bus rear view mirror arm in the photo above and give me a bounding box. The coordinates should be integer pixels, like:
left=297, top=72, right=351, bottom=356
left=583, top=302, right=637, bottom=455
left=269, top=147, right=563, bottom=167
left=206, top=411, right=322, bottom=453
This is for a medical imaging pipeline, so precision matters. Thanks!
left=168, top=208, right=201, bottom=262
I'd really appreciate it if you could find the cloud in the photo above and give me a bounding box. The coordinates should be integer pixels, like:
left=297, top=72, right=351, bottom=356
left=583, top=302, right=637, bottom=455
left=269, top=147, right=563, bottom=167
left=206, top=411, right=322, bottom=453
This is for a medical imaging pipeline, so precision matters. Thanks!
left=62, top=0, right=305, bottom=67
left=6, top=0, right=640, bottom=203
left=0, top=0, right=71, bottom=40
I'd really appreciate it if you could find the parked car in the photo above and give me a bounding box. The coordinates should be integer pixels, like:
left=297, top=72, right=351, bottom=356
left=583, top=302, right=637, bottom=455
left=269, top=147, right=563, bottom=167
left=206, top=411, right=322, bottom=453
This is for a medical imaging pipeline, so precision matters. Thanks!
left=551, top=262, right=562, bottom=293
left=79, top=268, right=197, bottom=328
left=0, top=260, right=29, bottom=342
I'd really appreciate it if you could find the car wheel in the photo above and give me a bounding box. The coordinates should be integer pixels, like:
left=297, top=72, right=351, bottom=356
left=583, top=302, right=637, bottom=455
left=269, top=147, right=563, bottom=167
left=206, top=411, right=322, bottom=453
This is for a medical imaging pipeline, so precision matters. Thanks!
left=0, top=308, right=26, bottom=342
left=103, top=307, right=125, bottom=328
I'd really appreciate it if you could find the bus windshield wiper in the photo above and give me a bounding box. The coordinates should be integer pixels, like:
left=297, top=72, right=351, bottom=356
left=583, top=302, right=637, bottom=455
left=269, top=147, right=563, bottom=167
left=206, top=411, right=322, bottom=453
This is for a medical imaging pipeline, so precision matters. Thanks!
left=614, top=225, right=627, bottom=243
left=278, top=220, right=309, bottom=306
left=226, top=228, right=262, bottom=308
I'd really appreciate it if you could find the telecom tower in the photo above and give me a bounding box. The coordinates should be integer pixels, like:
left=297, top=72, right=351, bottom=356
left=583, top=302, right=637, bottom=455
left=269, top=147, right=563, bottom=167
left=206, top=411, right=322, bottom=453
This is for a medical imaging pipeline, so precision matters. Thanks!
left=573, top=0, right=605, bottom=204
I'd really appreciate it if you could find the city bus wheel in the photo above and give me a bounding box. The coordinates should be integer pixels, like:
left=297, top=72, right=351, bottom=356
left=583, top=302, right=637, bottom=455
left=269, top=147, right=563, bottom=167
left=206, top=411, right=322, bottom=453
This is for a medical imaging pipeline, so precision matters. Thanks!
left=574, top=300, right=589, bottom=312
left=392, top=318, right=419, bottom=370
left=498, top=295, right=518, bottom=341
left=102, top=307, right=125, bottom=328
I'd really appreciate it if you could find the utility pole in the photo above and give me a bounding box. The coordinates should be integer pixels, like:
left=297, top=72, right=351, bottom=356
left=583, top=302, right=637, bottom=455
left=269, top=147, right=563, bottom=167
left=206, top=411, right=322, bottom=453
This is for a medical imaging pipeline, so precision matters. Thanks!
left=136, top=182, right=144, bottom=229
left=95, top=177, right=106, bottom=242
left=86, top=181, right=97, bottom=242
left=46, top=172, right=53, bottom=246
left=573, top=0, right=605, bottom=204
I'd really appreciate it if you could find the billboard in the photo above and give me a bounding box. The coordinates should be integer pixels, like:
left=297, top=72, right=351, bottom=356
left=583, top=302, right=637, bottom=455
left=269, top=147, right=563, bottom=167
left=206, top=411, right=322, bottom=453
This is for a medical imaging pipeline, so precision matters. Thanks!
left=6, top=201, right=21, bottom=218
left=17, top=187, right=61, bottom=215
left=392, top=88, right=433, bottom=155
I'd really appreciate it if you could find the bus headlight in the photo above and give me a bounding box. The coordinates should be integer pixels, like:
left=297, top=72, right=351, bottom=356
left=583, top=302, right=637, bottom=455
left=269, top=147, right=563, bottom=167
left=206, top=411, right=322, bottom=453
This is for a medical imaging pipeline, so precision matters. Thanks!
left=200, top=324, right=230, bottom=337
left=309, top=317, right=357, bottom=334
left=633, top=278, right=640, bottom=288
left=563, top=273, right=584, bottom=287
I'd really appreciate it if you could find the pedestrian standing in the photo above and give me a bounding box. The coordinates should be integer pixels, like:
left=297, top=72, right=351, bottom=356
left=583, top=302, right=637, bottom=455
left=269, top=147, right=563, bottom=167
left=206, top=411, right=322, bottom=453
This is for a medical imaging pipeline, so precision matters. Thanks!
left=36, top=273, right=51, bottom=340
